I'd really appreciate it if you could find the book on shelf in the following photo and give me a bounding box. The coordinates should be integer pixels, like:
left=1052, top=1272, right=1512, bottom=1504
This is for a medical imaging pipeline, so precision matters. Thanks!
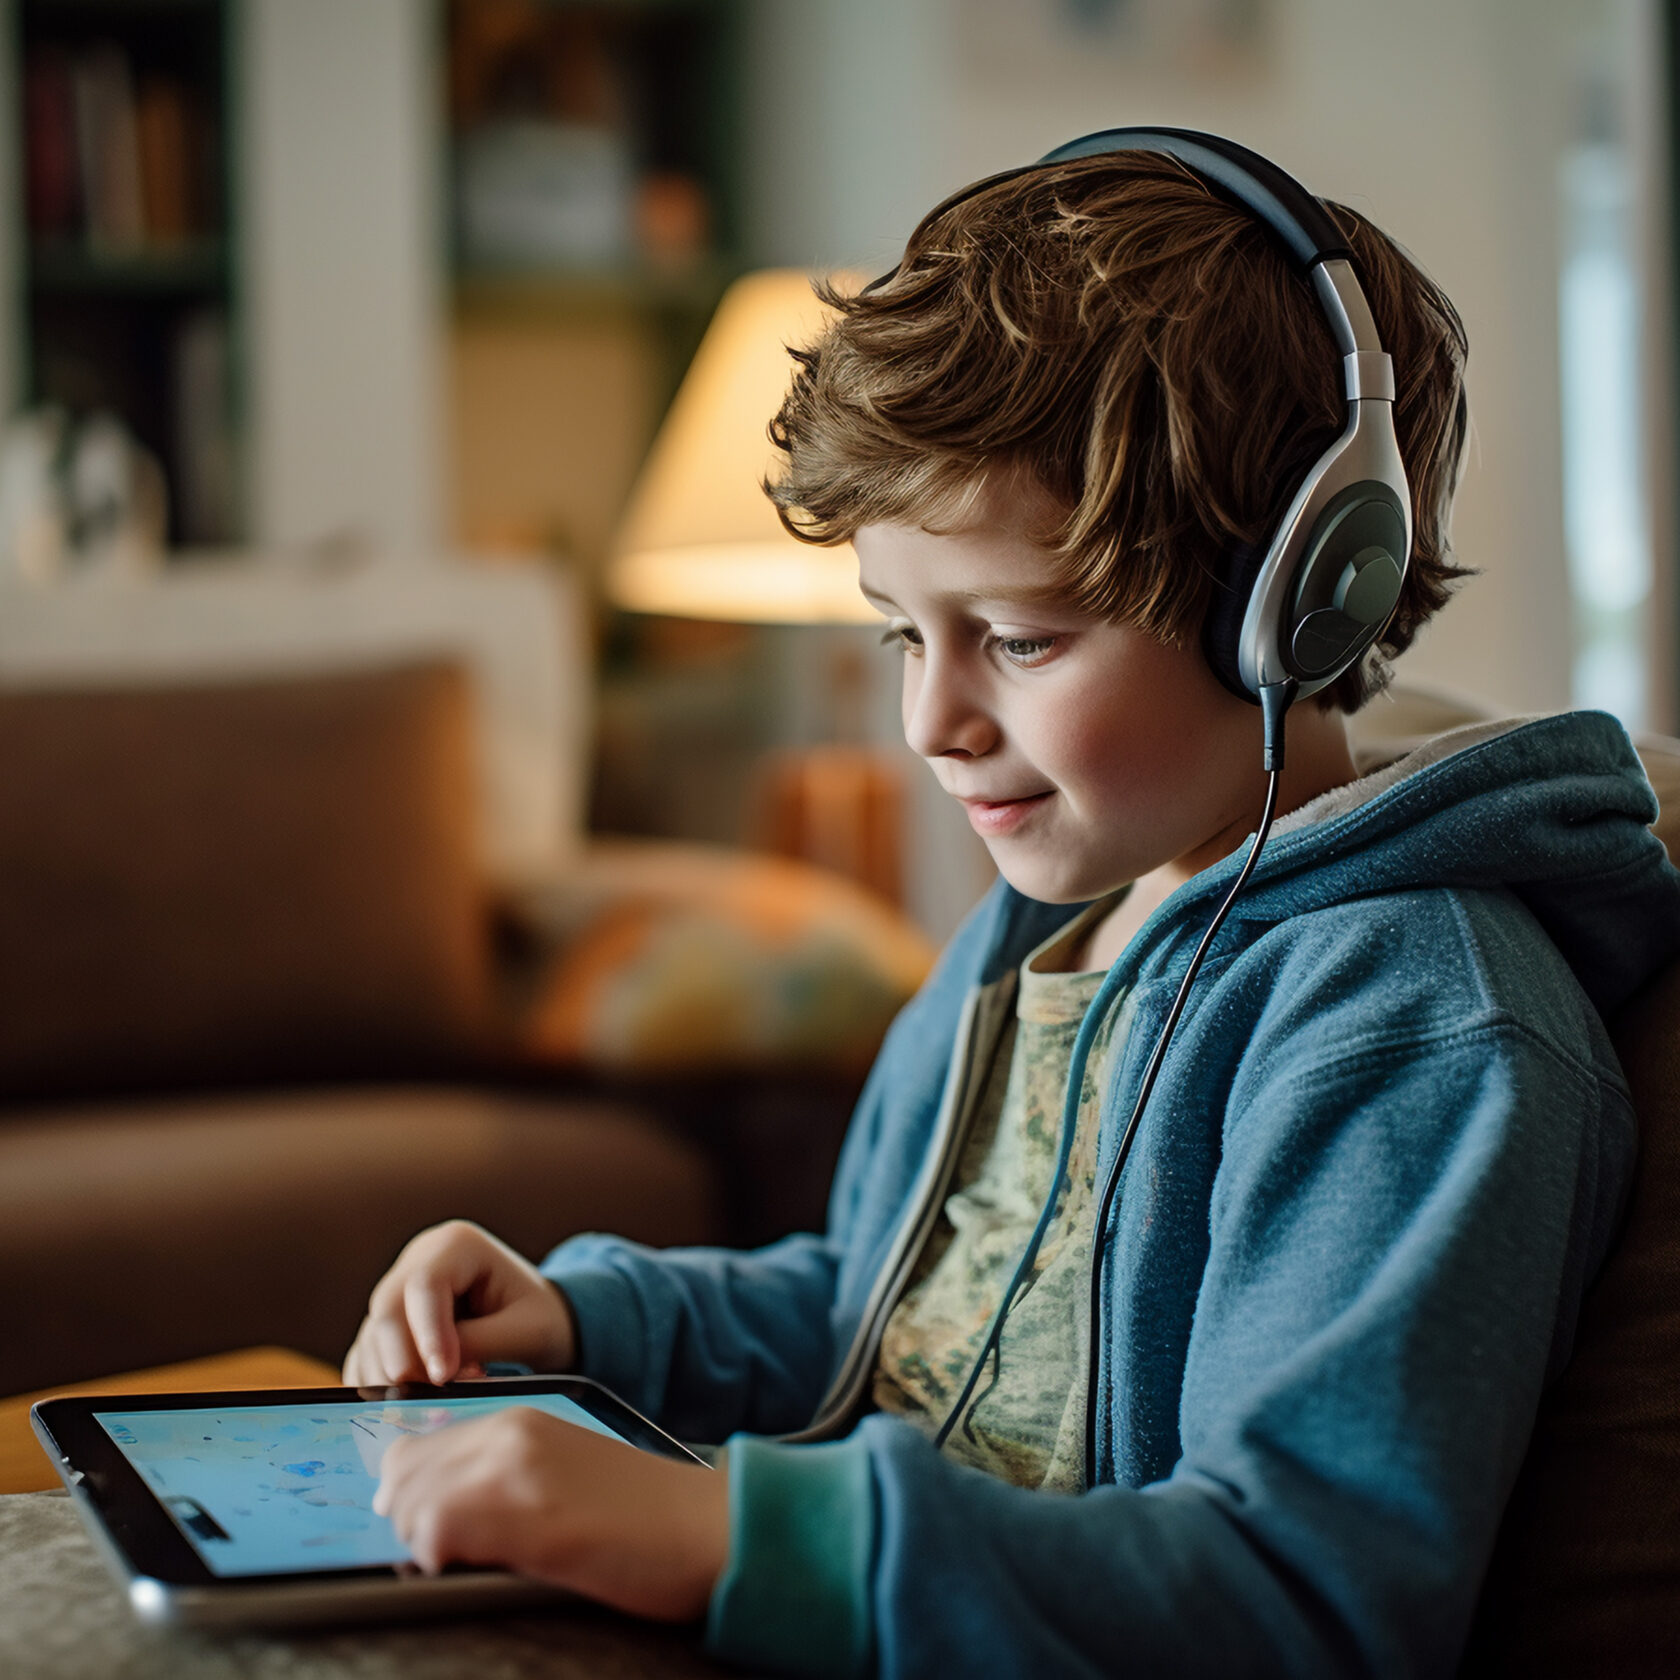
left=23, top=46, right=77, bottom=241
left=72, top=44, right=145, bottom=252
left=135, top=76, right=195, bottom=247
left=24, top=40, right=217, bottom=261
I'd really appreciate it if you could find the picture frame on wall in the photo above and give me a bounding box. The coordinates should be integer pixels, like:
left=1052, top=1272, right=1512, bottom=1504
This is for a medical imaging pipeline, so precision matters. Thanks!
left=960, top=0, right=1270, bottom=79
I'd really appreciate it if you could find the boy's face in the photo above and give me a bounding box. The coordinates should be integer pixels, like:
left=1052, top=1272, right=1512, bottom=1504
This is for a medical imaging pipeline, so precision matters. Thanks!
left=855, top=507, right=1265, bottom=904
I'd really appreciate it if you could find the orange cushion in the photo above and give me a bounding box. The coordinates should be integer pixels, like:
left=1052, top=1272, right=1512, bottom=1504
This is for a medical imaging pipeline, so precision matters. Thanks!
left=503, top=840, right=935, bottom=1073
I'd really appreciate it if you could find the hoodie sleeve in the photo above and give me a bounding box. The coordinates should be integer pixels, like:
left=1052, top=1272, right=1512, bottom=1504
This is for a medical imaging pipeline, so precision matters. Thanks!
left=540, top=886, right=1018, bottom=1445
left=539, top=993, right=934, bottom=1443
left=540, top=1228, right=844, bottom=1442
left=705, top=980, right=1636, bottom=1678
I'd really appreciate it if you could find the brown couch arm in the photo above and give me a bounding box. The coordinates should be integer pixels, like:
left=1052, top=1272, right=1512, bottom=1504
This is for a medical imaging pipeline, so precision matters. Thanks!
left=0, top=1084, right=722, bottom=1397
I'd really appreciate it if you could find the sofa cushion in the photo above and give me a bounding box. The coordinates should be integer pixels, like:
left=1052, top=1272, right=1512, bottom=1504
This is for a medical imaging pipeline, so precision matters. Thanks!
left=0, top=555, right=591, bottom=878
left=0, top=660, right=495, bottom=1099
left=502, top=840, right=936, bottom=1073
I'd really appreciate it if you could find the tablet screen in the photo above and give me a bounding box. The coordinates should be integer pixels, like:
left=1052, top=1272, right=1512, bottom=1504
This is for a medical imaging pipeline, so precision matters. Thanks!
left=92, top=1393, right=628, bottom=1578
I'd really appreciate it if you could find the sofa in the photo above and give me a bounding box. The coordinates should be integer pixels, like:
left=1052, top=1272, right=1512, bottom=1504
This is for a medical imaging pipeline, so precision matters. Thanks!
left=0, top=552, right=933, bottom=1397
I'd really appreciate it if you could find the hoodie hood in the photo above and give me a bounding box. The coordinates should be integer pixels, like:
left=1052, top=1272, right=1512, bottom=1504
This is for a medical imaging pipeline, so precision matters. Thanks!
left=1233, top=710, right=1679, bottom=1019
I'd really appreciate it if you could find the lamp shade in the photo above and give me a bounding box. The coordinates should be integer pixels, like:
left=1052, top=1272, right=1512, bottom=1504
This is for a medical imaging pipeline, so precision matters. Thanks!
left=608, top=268, right=877, bottom=625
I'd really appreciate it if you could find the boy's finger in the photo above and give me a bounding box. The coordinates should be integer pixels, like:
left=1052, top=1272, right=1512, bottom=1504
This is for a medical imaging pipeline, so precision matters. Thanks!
left=405, top=1273, right=462, bottom=1385
left=372, top=1431, right=423, bottom=1516
left=373, top=1312, right=424, bottom=1385
left=452, top=1314, right=501, bottom=1371
left=342, top=1333, right=367, bottom=1387
left=343, top=1324, right=383, bottom=1387
left=454, top=1300, right=548, bottom=1373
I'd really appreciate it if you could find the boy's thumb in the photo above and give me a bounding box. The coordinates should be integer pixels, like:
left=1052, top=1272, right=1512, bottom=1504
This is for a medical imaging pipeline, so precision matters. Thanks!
left=454, top=1312, right=510, bottom=1371
left=454, top=1295, right=557, bottom=1374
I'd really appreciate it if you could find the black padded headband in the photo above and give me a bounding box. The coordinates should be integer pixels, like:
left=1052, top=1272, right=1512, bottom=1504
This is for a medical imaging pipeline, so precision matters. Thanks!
left=873, top=126, right=1353, bottom=292
left=1038, top=128, right=1352, bottom=269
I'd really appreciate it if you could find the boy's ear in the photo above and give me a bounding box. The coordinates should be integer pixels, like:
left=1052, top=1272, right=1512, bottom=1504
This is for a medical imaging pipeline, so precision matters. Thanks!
left=1201, top=542, right=1266, bottom=704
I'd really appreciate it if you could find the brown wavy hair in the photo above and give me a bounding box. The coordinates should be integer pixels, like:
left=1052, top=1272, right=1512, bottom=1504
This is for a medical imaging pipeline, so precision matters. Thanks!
left=766, top=151, right=1470, bottom=711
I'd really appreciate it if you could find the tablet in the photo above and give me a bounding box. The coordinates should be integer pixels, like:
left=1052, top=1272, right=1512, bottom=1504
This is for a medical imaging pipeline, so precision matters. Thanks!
left=31, top=1375, right=709, bottom=1628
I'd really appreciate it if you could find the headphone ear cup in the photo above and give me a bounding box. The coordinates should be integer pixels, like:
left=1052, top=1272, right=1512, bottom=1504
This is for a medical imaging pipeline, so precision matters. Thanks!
left=1277, top=486, right=1409, bottom=686
left=1202, top=541, right=1266, bottom=702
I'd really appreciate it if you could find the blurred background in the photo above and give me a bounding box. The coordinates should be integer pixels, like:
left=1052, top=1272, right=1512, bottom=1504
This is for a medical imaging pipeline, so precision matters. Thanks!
left=0, top=0, right=1672, bottom=943
left=7, top=0, right=1680, bottom=1399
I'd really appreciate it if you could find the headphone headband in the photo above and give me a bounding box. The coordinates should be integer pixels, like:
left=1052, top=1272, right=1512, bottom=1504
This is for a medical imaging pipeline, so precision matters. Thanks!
left=1036, top=130, right=1412, bottom=706
left=1038, top=128, right=1353, bottom=270
left=872, top=129, right=1413, bottom=710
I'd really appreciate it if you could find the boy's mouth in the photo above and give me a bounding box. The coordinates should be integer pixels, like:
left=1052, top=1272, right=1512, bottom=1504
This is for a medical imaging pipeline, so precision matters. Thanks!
left=959, top=791, right=1052, bottom=836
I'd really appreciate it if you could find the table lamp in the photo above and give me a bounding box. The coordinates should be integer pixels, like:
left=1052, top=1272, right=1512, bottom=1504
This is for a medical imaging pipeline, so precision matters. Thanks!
left=607, top=268, right=905, bottom=904
left=609, top=268, right=877, bottom=624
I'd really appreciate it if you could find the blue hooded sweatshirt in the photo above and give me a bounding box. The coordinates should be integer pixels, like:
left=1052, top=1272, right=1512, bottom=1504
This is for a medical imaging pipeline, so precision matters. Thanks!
left=543, top=711, right=1680, bottom=1679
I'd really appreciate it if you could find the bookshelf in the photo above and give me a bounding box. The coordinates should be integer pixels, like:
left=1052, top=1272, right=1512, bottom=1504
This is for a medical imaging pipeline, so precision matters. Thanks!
left=446, top=0, right=741, bottom=292
left=12, top=0, right=238, bottom=546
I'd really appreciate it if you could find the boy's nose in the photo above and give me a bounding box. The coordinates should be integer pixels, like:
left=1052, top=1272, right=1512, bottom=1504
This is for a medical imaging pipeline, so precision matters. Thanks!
left=902, top=658, right=997, bottom=760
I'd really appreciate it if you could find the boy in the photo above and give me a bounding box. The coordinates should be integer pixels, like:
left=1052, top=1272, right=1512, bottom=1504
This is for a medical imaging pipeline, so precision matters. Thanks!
left=346, top=140, right=1680, bottom=1676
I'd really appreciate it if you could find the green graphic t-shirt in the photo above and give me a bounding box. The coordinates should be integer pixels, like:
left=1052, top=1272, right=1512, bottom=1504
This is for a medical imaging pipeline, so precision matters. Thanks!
left=872, top=895, right=1129, bottom=1492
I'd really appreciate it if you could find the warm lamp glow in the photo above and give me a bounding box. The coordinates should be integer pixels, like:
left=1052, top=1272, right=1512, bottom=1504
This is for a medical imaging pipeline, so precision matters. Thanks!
left=609, top=268, right=878, bottom=625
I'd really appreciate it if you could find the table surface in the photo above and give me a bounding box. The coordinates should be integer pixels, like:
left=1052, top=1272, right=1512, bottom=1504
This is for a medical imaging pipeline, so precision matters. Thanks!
left=0, top=1492, right=736, bottom=1680
left=1, top=1346, right=342, bottom=1495
left=0, top=1349, right=738, bottom=1678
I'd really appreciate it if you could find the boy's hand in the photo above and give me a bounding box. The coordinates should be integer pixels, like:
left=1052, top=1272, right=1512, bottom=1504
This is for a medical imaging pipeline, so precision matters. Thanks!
left=373, top=1408, right=728, bottom=1623
left=342, top=1220, right=577, bottom=1388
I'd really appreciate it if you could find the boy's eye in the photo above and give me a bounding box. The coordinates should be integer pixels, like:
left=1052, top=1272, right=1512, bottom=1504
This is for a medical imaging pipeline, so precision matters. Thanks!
left=880, top=621, right=923, bottom=654
left=992, top=634, right=1058, bottom=666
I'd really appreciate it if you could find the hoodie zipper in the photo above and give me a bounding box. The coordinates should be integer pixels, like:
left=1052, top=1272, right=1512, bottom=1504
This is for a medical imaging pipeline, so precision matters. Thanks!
left=782, top=974, right=1018, bottom=1443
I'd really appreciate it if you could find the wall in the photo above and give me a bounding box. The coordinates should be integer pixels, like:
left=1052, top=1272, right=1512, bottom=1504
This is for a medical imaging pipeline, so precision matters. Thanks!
left=1631, top=0, right=1679, bottom=730
left=239, top=0, right=444, bottom=554
left=448, top=306, right=661, bottom=560
left=0, top=1, right=15, bottom=422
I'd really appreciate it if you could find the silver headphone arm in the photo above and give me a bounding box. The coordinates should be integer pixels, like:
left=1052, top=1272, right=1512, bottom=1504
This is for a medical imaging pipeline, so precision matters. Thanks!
left=1234, top=258, right=1410, bottom=697
left=1313, top=258, right=1397, bottom=401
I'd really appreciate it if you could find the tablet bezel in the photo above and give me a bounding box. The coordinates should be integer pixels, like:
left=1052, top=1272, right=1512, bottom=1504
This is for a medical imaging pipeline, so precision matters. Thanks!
left=31, top=1374, right=708, bottom=1620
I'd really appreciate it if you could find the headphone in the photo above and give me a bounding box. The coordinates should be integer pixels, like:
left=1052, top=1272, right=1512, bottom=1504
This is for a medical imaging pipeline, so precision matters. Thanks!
left=883, top=127, right=1413, bottom=736
left=912, top=131, right=1416, bottom=1477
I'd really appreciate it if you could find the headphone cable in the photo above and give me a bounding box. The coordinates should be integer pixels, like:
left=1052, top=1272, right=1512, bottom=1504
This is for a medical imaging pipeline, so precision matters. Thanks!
left=1081, top=679, right=1294, bottom=1483
left=933, top=684, right=1296, bottom=1462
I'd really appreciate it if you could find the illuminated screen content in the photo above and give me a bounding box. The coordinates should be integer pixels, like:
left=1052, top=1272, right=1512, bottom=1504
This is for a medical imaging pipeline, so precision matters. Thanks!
left=94, top=1395, right=629, bottom=1577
